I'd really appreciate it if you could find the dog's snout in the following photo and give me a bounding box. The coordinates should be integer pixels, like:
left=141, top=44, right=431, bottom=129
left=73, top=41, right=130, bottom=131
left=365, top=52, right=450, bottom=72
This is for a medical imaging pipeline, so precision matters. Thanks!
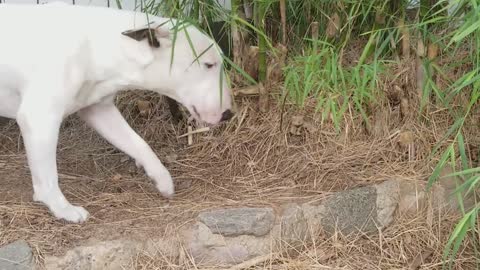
left=220, top=109, right=234, bottom=122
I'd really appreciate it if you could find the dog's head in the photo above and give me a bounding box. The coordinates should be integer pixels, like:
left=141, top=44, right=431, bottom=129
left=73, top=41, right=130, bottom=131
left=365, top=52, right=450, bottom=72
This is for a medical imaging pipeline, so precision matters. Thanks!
left=122, top=21, right=234, bottom=125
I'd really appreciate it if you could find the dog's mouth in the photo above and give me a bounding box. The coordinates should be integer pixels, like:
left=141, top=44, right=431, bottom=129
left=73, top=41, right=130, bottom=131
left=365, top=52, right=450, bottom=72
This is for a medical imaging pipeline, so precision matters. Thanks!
left=188, top=105, right=222, bottom=126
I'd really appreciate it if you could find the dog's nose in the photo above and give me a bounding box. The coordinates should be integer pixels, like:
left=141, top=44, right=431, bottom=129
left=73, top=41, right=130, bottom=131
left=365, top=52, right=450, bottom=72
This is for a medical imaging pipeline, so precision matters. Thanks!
left=220, top=109, right=234, bottom=122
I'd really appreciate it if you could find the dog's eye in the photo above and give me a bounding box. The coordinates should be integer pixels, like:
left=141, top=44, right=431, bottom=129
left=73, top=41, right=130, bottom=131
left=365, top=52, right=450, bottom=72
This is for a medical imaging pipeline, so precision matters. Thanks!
left=205, top=63, right=216, bottom=69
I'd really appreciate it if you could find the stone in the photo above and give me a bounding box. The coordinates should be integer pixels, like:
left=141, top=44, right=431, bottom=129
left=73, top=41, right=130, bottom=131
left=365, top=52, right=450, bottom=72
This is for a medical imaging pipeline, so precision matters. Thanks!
left=43, top=239, right=140, bottom=270
left=182, top=221, right=271, bottom=267
left=197, top=207, right=275, bottom=237
left=303, top=180, right=401, bottom=237
left=182, top=181, right=404, bottom=268
left=397, top=165, right=478, bottom=215
left=303, top=183, right=401, bottom=236
left=320, top=185, right=379, bottom=235
left=436, top=165, right=478, bottom=212
left=0, top=240, right=33, bottom=270
left=375, top=179, right=400, bottom=228
left=301, top=203, right=326, bottom=235
left=398, top=180, right=428, bottom=214
left=277, top=204, right=309, bottom=246
left=142, top=236, right=181, bottom=260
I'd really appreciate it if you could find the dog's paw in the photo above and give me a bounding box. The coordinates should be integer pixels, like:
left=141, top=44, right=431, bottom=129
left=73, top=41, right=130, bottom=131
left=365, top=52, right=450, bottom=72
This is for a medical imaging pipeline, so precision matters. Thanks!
left=53, top=204, right=90, bottom=223
left=146, top=168, right=175, bottom=198
left=33, top=192, right=90, bottom=223
left=156, top=178, right=175, bottom=199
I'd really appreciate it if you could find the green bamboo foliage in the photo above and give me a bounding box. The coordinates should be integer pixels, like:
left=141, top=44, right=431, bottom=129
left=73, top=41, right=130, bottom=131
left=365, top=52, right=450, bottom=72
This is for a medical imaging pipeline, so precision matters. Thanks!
left=116, top=0, right=480, bottom=266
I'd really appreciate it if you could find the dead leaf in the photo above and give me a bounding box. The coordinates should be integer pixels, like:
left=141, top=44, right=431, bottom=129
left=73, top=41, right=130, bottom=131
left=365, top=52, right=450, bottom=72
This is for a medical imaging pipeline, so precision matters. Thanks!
left=136, top=100, right=151, bottom=117
left=428, top=43, right=439, bottom=60
left=408, top=249, right=434, bottom=270
left=289, top=115, right=309, bottom=136
left=176, top=179, right=192, bottom=190
left=165, top=153, right=178, bottom=164
left=375, top=12, right=386, bottom=25
left=291, top=115, right=304, bottom=126
left=112, top=174, right=122, bottom=181
left=305, top=249, right=336, bottom=263
left=398, top=131, right=415, bottom=148
left=244, top=46, right=259, bottom=81
left=400, top=97, right=410, bottom=119
left=266, top=44, right=288, bottom=89
left=326, top=13, right=341, bottom=39
left=289, top=126, right=301, bottom=136
left=417, top=39, right=425, bottom=57
left=303, top=121, right=318, bottom=133
left=399, top=18, right=410, bottom=58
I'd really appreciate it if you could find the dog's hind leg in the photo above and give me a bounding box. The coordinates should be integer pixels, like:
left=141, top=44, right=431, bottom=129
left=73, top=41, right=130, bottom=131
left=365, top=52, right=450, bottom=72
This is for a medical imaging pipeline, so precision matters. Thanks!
left=16, top=95, right=89, bottom=223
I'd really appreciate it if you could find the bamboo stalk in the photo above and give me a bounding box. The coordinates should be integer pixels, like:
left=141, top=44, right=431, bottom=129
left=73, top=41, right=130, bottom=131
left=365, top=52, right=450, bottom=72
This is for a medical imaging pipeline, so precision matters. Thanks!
left=311, top=21, right=319, bottom=52
left=399, top=18, right=410, bottom=58
left=311, top=21, right=319, bottom=41
left=279, top=0, right=287, bottom=45
left=256, top=0, right=267, bottom=83
left=231, top=0, right=242, bottom=73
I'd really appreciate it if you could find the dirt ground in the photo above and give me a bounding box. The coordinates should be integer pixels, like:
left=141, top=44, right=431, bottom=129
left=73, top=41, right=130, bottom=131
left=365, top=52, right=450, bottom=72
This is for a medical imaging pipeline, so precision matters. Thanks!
left=0, top=60, right=479, bottom=269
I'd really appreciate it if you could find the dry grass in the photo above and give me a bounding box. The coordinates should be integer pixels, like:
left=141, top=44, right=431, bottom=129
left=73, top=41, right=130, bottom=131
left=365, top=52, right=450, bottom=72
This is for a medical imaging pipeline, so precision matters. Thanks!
left=0, top=57, right=478, bottom=269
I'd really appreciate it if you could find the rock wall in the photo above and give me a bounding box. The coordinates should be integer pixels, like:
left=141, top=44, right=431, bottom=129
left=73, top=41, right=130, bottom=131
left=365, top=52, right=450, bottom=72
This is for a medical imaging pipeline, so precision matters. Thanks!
left=1, top=174, right=474, bottom=269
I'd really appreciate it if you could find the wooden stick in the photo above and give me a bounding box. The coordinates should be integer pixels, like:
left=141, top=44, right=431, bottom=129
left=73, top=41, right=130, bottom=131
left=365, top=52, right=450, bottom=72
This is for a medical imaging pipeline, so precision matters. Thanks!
left=187, top=125, right=193, bottom=145
left=177, top=127, right=211, bottom=138
left=233, top=85, right=261, bottom=96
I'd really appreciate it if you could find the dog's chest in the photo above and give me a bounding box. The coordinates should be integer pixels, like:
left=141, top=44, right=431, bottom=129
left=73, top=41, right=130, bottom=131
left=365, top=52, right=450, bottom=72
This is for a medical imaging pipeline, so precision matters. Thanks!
left=69, top=80, right=119, bottom=113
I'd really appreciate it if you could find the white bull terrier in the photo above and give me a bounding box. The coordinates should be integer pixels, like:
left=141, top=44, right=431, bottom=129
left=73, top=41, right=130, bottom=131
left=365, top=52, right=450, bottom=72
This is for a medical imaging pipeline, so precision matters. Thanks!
left=0, top=3, right=234, bottom=223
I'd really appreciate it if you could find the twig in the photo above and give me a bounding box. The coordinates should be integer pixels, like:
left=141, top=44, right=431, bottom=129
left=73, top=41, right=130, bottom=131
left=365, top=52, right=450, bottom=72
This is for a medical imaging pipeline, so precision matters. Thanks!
left=187, top=125, right=193, bottom=145
left=177, top=127, right=211, bottom=138
left=199, top=254, right=275, bottom=270
left=228, top=254, right=275, bottom=270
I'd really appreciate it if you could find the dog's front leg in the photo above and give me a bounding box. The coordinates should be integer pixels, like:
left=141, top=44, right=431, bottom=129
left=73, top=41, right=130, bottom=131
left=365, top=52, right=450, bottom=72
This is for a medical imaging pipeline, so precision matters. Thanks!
left=78, top=101, right=174, bottom=198
left=16, top=102, right=89, bottom=223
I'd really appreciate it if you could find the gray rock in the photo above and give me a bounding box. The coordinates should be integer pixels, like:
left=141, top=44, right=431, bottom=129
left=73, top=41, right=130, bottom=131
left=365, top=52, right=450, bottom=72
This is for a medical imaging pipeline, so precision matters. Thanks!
left=43, top=239, right=140, bottom=270
left=397, top=166, right=478, bottom=216
left=184, top=205, right=315, bottom=267
left=437, top=165, right=478, bottom=212
left=0, top=240, right=33, bottom=270
left=182, top=221, right=271, bottom=267
left=301, top=202, right=326, bottom=235
left=398, top=180, right=428, bottom=214
left=278, top=204, right=309, bottom=246
left=198, top=207, right=275, bottom=237
left=320, top=185, right=380, bottom=235
left=375, top=179, right=400, bottom=228
left=315, top=180, right=401, bottom=236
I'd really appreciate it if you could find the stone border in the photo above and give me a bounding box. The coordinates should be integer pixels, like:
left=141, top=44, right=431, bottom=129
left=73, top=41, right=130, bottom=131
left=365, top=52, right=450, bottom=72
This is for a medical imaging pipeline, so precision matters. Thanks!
left=1, top=175, right=472, bottom=269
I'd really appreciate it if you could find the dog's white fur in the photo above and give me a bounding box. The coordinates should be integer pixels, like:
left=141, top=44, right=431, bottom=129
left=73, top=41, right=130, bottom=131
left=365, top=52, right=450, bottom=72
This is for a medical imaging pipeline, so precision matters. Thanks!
left=0, top=2, right=232, bottom=223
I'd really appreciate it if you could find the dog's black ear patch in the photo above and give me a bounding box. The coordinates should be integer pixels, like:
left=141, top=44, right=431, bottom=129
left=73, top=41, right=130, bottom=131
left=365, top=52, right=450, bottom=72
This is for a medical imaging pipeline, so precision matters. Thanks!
left=122, top=28, right=160, bottom=48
